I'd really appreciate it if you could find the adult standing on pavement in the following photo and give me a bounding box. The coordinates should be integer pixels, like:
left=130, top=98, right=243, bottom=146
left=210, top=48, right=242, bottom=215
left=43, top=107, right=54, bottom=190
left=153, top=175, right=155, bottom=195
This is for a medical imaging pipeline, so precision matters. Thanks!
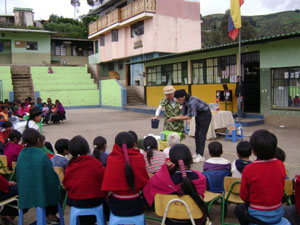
left=167, top=89, right=211, bottom=163
left=152, top=86, right=185, bottom=139
left=235, top=76, right=245, bottom=118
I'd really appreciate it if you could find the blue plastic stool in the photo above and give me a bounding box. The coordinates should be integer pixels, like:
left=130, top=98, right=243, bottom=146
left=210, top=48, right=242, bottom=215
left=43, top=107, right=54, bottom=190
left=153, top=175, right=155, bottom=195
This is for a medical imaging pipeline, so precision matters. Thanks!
left=225, top=123, right=244, bottom=142
left=18, top=203, right=65, bottom=225
left=109, top=211, right=145, bottom=225
left=202, top=170, right=232, bottom=193
left=69, top=204, right=106, bottom=225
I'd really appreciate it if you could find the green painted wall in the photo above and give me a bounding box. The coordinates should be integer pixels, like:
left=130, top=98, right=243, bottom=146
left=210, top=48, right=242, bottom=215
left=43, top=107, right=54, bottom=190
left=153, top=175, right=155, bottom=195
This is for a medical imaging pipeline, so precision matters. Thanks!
left=32, top=66, right=99, bottom=106
left=0, top=66, right=13, bottom=101
left=101, top=79, right=122, bottom=106
left=144, top=37, right=300, bottom=119
left=0, top=31, right=51, bottom=65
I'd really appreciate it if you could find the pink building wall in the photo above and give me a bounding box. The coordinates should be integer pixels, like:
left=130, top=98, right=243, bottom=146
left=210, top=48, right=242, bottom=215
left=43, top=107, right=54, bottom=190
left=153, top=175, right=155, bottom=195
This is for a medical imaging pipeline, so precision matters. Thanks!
left=97, top=0, right=201, bottom=62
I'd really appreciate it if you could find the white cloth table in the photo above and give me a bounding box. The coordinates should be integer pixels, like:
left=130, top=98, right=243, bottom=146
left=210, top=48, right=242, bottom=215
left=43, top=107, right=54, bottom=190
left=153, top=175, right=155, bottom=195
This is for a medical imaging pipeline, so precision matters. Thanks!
left=188, top=111, right=235, bottom=140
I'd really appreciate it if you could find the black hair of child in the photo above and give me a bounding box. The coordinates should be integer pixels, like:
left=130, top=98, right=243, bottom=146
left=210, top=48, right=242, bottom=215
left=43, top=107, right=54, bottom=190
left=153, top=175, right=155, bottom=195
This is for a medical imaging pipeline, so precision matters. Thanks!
left=128, top=130, right=138, bottom=145
left=45, top=142, right=54, bottom=153
left=55, top=139, right=70, bottom=155
left=1, top=106, right=8, bottom=110
left=275, top=147, right=286, bottom=162
left=115, top=132, right=135, bottom=191
left=143, top=136, right=158, bottom=165
left=40, top=135, right=46, bottom=144
left=22, top=128, right=41, bottom=147
left=208, top=141, right=223, bottom=157
left=250, top=129, right=277, bottom=160
left=68, top=136, right=90, bottom=160
left=2, top=121, right=12, bottom=128
left=93, top=136, right=106, bottom=159
left=8, top=130, right=21, bottom=142
left=237, top=141, right=252, bottom=158
left=169, top=144, right=209, bottom=221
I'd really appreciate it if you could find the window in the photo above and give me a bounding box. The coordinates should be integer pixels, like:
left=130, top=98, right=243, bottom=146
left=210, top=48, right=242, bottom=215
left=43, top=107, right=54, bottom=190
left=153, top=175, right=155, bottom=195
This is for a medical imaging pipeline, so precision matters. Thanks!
left=192, top=55, right=237, bottom=84
left=54, top=44, right=66, bottom=56
left=131, top=21, right=144, bottom=38
left=108, top=62, right=114, bottom=71
left=112, top=30, right=118, bottom=42
left=118, top=61, right=123, bottom=70
left=95, top=40, right=98, bottom=53
left=272, top=67, right=300, bottom=108
left=26, top=41, right=38, bottom=50
left=100, top=35, right=105, bottom=46
left=147, top=62, right=188, bottom=86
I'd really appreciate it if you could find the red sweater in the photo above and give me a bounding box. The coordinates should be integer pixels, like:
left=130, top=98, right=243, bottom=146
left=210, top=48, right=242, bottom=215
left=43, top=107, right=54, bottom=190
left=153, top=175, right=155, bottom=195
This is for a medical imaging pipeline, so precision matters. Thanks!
left=295, top=175, right=300, bottom=215
left=240, top=158, right=285, bottom=211
left=0, top=175, right=9, bottom=193
left=63, top=155, right=106, bottom=199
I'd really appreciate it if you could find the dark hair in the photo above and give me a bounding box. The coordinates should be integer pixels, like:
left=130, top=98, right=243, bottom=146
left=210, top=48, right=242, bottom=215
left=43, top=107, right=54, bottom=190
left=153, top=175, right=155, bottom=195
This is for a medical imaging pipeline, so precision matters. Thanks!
left=250, top=129, right=277, bottom=160
left=2, top=106, right=8, bottom=111
left=55, top=139, right=69, bottom=155
left=236, top=141, right=251, bottom=158
left=115, top=132, right=135, bottom=190
left=68, top=136, right=90, bottom=160
left=93, top=136, right=107, bottom=159
left=2, top=121, right=12, bottom=128
left=40, top=135, right=46, bottom=144
left=275, top=147, right=286, bottom=162
left=169, top=144, right=209, bottom=220
left=128, top=130, right=138, bottom=145
left=143, top=136, right=158, bottom=165
left=8, top=130, right=21, bottom=142
left=45, top=142, right=54, bottom=153
left=208, top=141, right=223, bottom=157
left=22, top=128, right=41, bottom=147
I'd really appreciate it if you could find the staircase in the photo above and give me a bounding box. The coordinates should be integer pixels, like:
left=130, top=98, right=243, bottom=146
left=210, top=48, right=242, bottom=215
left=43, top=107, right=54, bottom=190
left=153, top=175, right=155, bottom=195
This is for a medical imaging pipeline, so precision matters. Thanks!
left=11, top=66, right=35, bottom=101
left=126, top=86, right=144, bottom=106
left=234, top=113, right=264, bottom=127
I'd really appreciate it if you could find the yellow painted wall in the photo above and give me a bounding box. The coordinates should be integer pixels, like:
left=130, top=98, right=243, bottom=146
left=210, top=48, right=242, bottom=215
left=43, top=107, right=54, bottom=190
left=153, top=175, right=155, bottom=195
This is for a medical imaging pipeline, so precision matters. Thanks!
left=146, top=85, right=189, bottom=107
left=191, top=83, right=237, bottom=112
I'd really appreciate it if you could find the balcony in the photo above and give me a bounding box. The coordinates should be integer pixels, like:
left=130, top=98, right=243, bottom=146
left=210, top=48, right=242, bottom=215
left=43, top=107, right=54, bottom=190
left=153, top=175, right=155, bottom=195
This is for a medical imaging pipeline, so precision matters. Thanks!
left=88, top=0, right=156, bottom=36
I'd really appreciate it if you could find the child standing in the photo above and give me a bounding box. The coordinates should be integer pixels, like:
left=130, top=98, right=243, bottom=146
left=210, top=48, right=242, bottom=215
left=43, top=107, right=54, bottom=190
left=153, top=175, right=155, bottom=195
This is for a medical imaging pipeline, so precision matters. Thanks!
left=143, top=136, right=165, bottom=175
left=4, top=130, right=22, bottom=169
left=42, top=103, right=49, bottom=124
left=51, top=139, right=69, bottom=170
left=63, top=136, right=106, bottom=225
left=101, top=132, right=149, bottom=217
left=92, top=136, right=108, bottom=167
left=16, top=128, right=61, bottom=223
left=231, top=141, right=252, bottom=178
left=235, top=129, right=288, bottom=225
left=203, top=141, right=231, bottom=172
left=163, top=132, right=180, bottom=159
left=143, top=144, right=208, bottom=225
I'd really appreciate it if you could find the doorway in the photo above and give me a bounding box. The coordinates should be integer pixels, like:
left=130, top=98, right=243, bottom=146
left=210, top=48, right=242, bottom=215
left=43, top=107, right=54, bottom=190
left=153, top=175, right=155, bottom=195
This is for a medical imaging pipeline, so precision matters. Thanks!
left=242, top=52, right=260, bottom=113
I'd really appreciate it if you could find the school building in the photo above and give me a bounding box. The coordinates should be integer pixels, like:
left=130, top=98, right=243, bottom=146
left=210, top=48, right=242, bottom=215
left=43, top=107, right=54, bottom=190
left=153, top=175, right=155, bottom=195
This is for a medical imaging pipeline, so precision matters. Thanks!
left=140, top=31, right=300, bottom=127
left=87, top=0, right=202, bottom=89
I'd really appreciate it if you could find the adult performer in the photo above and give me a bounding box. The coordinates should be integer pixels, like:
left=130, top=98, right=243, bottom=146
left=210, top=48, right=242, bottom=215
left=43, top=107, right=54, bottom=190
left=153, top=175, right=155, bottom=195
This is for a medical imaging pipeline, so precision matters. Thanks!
left=167, top=89, right=211, bottom=163
left=152, top=86, right=185, bottom=139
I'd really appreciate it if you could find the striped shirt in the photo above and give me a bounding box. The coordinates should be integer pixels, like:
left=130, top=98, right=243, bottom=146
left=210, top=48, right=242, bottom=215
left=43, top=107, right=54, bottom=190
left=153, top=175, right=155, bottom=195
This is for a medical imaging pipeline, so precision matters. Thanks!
left=144, top=150, right=165, bottom=175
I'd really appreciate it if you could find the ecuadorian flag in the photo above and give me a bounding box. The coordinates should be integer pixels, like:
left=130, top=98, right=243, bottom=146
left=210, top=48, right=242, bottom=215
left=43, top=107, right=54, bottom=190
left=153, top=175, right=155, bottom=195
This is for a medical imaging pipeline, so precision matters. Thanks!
left=228, top=0, right=244, bottom=40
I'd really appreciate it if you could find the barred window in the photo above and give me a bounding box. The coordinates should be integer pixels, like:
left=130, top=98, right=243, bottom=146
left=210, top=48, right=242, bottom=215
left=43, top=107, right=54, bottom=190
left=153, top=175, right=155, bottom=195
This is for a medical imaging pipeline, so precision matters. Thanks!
left=147, top=62, right=187, bottom=86
left=272, top=67, right=300, bottom=108
left=192, top=55, right=237, bottom=84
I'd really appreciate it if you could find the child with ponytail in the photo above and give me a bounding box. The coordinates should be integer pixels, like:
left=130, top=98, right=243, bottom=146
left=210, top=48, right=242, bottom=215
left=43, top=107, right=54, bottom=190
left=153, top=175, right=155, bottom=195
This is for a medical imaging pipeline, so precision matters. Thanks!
left=92, top=136, right=108, bottom=167
left=143, top=136, right=165, bottom=174
left=101, top=132, right=149, bottom=217
left=143, top=144, right=208, bottom=225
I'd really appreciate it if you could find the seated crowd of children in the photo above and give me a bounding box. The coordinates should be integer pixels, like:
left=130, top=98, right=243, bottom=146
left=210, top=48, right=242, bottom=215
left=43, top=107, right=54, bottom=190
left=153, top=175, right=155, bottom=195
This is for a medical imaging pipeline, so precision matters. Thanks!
left=0, top=125, right=298, bottom=225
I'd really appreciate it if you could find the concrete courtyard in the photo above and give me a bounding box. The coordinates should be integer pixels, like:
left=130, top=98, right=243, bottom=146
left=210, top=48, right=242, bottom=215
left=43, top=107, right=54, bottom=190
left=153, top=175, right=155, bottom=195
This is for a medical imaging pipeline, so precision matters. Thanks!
left=21, top=108, right=300, bottom=224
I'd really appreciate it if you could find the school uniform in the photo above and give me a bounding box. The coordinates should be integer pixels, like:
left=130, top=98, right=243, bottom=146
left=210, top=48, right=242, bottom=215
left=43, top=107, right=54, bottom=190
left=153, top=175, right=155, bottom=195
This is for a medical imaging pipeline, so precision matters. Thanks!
left=101, top=144, right=149, bottom=217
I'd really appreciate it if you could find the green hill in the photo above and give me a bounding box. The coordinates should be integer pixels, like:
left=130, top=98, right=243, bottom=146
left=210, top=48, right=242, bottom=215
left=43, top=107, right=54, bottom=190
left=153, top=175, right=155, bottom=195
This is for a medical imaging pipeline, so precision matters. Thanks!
left=201, top=10, right=300, bottom=47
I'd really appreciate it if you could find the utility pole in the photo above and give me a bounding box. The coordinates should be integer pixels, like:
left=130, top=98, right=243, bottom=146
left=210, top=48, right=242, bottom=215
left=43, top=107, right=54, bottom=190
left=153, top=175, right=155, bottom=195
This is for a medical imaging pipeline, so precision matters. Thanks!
left=5, top=0, right=7, bottom=14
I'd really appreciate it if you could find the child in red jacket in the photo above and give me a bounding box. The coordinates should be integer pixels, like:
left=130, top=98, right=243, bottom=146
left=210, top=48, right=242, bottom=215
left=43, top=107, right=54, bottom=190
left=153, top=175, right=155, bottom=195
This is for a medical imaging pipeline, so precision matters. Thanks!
left=234, top=129, right=289, bottom=225
left=63, top=135, right=106, bottom=225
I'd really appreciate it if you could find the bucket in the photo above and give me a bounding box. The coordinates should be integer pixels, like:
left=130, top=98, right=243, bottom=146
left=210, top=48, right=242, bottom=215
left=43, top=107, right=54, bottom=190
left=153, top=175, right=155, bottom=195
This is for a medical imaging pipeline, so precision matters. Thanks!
left=151, top=119, right=160, bottom=129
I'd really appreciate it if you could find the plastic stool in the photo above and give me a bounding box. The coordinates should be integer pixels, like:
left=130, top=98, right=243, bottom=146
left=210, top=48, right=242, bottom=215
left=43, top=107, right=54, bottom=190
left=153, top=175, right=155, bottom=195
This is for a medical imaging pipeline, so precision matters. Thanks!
left=18, top=203, right=65, bottom=225
left=225, top=123, right=244, bottom=143
left=109, top=211, right=145, bottom=225
left=69, top=204, right=106, bottom=225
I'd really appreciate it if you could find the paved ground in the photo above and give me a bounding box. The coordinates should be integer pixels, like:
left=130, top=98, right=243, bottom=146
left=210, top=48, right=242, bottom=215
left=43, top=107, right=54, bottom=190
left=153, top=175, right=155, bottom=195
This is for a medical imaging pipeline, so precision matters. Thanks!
left=20, top=108, right=300, bottom=225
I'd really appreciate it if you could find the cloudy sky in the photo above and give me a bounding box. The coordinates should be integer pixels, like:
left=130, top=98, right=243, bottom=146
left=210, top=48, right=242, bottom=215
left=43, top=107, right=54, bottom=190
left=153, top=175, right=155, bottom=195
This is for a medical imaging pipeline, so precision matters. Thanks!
left=1, top=0, right=300, bottom=20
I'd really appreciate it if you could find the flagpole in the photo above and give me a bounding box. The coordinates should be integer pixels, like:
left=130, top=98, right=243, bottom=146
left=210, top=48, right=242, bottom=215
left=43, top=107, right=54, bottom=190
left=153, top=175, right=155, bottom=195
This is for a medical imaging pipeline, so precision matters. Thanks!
left=238, top=29, right=242, bottom=123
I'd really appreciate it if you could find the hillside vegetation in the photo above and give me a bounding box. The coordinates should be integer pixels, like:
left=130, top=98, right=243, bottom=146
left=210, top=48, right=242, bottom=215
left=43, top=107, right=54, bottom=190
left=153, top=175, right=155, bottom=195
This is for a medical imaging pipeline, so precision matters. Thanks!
left=202, top=10, right=300, bottom=47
